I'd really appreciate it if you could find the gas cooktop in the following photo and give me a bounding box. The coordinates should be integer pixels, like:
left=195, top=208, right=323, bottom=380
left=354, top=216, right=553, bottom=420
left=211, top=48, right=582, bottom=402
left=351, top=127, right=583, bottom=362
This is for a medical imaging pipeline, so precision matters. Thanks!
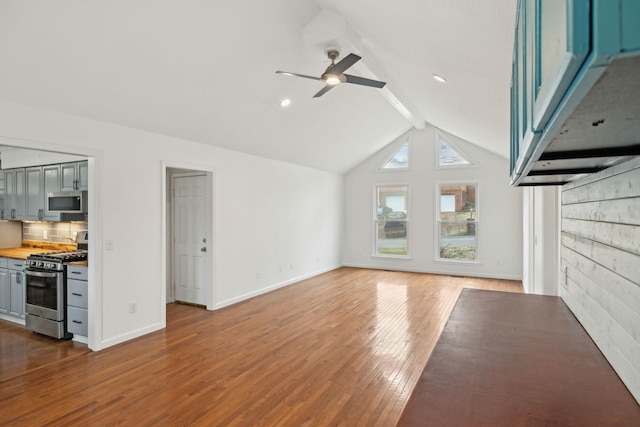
left=25, top=250, right=88, bottom=271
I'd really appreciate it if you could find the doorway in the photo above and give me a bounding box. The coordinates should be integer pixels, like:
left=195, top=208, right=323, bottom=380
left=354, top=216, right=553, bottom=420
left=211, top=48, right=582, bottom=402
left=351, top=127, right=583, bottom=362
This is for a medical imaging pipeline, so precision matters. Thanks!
left=165, top=167, right=213, bottom=312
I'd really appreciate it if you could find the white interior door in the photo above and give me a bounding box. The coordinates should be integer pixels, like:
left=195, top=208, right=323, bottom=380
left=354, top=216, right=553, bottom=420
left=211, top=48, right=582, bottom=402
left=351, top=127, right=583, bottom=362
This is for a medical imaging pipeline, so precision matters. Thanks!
left=172, top=174, right=207, bottom=305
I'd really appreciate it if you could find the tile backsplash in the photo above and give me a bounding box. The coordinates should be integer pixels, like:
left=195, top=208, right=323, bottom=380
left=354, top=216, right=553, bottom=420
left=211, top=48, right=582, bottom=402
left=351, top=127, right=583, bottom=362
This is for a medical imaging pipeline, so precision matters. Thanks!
left=23, top=222, right=87, bottom=244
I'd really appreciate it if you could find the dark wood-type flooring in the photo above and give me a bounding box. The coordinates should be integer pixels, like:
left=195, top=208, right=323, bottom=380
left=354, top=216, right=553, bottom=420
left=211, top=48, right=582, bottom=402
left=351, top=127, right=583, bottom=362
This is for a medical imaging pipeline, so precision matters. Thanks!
left=0, top=268, right=522, bottom=426
left=398, top=288, right=640, bottom=426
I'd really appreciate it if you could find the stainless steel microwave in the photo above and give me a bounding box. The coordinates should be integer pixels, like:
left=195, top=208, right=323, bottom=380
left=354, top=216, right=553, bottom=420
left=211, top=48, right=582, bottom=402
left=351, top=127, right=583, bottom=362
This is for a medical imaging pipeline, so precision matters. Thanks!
left=47, top=191, right=88, bottom=214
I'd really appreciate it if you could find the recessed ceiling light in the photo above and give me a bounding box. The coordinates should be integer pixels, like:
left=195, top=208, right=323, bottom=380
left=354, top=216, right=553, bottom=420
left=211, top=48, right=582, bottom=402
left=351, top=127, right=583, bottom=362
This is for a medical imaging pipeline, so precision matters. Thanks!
left=432, top=74, right=447, bottom=83
left=280, top=98, right=291, bottom=107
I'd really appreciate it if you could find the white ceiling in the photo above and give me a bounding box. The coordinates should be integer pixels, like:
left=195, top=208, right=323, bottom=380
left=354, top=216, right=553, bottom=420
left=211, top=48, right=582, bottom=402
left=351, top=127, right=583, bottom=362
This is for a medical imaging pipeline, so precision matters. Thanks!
left=0, top=0, right=516, bottom=174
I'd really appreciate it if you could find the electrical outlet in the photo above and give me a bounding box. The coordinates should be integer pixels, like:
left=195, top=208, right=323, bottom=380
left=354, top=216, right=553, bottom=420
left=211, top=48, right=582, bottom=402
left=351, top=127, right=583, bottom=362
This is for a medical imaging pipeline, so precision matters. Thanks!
left=256, top=270, right=261, bottom=279
left=72, top=231, right=77, bottom=240
left=106, top=240, right=114, bottom=250
left=129, top=302, right=137, bottom=313
left=43, top=230, right=48, bottom=240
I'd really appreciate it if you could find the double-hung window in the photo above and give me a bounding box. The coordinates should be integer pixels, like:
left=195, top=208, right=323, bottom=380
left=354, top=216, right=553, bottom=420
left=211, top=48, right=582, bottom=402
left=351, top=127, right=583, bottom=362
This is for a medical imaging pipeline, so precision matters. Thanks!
left=375, top=185, right=409, bottom=257
left=437, top=183, right=478, bottom=261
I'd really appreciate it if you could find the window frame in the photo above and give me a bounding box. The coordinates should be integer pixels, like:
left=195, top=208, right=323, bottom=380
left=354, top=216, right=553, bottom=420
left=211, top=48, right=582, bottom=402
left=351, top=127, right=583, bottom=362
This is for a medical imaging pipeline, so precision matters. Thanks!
left=373, top=183, right=411, bottom=258
left=377, top=135, right=411, bottom=171
left=434, top=181, right=480, bottom=263
left=435, top=130, right=478, bottom=170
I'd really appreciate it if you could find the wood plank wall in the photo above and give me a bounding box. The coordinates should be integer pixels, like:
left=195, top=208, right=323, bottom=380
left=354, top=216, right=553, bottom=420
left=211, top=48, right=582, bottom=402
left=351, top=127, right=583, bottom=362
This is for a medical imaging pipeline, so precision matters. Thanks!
left=560, top=156, right=640, bottom=403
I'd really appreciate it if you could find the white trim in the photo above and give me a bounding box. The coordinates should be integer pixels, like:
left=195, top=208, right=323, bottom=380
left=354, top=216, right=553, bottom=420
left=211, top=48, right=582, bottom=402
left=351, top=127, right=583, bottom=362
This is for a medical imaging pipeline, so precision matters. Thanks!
left=377, top=134, right=411, bottom=171
left=342, top=262, right=521, bottom=281
left=100, top=321, right=164, bottom=349
left=161, top=161, right=215, bottom=325
left=374, top=183, right=410, bottom=257
left=214, top=264, right=341, bottom=309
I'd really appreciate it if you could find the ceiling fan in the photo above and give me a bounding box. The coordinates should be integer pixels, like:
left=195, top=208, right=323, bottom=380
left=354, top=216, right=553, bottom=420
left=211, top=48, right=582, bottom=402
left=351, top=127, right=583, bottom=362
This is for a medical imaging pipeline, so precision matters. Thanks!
left=276, top=50, right=386, bottom=98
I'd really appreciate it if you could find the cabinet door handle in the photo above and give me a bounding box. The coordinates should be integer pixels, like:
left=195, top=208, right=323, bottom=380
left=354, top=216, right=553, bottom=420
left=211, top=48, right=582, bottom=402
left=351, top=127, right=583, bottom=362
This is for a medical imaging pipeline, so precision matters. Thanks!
left=71, top=271, right=82, bottom=275
left=72, top=320, right=83, bottom=324
left=72, top=292, right=83, bottom=296
left=11, top=208, right=16, bottom=219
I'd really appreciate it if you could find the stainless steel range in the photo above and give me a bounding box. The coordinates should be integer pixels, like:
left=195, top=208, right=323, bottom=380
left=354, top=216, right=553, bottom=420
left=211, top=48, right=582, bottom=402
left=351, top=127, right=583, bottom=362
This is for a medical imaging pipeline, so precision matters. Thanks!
left=24, top=250, right=88, bottom=339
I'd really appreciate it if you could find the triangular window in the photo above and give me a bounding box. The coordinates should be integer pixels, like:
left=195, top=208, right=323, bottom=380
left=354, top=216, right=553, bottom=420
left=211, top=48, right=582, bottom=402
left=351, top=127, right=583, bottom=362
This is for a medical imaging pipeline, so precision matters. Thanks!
left=380, top=141, right=409, bottom=169
left=438, top=135, right=473, bottom=167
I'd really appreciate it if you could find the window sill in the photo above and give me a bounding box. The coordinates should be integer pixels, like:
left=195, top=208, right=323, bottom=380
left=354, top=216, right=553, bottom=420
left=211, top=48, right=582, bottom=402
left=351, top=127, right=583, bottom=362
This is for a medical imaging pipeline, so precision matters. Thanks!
left=434, top=258, right=482, bottom=264
left=372, top=254, right=413, bottom=260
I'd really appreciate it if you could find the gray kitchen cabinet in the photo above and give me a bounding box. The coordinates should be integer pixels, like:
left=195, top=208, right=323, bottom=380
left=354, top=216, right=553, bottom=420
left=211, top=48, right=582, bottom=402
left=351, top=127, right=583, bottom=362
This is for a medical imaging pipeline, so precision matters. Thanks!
left=61, top=161, right=88, bottom=192
left=0, top=170, right=5, bottom=219
left=0, top=257, right=8, bottom=314
left=3, top=168, right=26, bottom=220
left=43, top=164, right=63, bottom=221
left=26, top=164, right=65, bottom=221
left=25, top=166, right=44, bottom=220
left=7, top=259, right=25, bottom=319
left=66, top=265, right=88, bottom=337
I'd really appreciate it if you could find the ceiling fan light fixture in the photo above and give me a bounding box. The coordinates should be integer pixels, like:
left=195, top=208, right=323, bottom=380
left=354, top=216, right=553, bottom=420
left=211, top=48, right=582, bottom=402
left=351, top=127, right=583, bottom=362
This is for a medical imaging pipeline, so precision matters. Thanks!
left=432, top=74, right=447, bottom=83
left=324, top=74, right=341, bottom=85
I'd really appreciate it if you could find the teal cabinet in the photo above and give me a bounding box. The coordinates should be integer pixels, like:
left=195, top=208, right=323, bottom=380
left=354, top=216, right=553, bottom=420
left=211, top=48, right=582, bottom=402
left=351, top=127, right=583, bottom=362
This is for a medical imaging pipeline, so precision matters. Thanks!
left=511, top=0, right=640, bottom=186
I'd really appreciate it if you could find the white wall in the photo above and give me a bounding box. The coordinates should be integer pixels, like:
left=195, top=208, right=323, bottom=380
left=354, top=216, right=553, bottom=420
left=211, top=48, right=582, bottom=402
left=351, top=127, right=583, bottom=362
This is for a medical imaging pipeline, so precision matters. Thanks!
left=522, top=186, right=560, bottom=295
left=343, top=126, right=523, bottom=280
left=0, top=99, right=343, bottom=350
left=560, top=156, right=640, bottom=403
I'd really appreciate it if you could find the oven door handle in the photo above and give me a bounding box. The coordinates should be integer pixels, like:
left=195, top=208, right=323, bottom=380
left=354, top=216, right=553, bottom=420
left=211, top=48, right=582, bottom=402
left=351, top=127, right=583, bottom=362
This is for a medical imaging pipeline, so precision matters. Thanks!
left=24, top=269, right=59, bottom=279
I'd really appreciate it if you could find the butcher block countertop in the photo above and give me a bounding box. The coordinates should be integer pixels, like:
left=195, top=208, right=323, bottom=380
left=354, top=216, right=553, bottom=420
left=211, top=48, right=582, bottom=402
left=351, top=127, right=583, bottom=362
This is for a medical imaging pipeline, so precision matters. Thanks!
left=0, top=241, right=79, bottom=261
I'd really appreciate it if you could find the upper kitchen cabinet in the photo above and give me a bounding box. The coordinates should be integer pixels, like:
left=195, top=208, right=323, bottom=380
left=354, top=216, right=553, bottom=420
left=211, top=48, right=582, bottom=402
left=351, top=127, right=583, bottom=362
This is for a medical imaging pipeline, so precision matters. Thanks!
left=2, top=168, right=26, bottom=220
left=511, top=0, right=640, bottom=186
left=25, top=166, right=44, bottom=221
left=0, top=171, right=5, bottom=217
left=61, top=161, right=88, bottom=192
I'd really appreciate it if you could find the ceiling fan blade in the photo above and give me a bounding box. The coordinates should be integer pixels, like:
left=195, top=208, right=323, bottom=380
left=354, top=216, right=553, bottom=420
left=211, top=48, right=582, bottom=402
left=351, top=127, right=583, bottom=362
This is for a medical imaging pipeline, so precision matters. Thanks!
left=328, top=53, right=361, bottom=74
left=276, top=71, right=324, bottom=82
left=343, top=74, right=386, bottom=89
left=313, top=85, right=335, bottom=98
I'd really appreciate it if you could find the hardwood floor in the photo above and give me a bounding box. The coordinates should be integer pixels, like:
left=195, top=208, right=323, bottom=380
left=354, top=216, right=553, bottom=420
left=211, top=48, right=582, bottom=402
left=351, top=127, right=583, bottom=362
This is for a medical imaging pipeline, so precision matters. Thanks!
left=0, top=268, right=522, bottom=426
left=0, top=318, right=89, bottom=383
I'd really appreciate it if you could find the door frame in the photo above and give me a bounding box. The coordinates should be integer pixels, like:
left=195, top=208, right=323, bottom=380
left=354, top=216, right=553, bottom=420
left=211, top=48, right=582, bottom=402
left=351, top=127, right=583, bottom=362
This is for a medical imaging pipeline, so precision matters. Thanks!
left=0, top=136, right=102, bottom=350
left=162, top=162, right=214, bottom=322
left=170, top=172, right=208, bottom=306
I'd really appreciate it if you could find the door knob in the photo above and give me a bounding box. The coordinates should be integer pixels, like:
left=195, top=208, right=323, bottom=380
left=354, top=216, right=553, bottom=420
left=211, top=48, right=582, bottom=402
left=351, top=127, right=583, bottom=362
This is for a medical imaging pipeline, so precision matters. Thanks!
left=201, top=247, right=207, bottom=252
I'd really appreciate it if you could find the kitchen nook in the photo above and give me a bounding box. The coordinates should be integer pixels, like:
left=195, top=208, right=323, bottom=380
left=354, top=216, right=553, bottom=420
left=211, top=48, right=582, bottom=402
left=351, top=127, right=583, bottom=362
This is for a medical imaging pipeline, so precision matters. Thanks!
left=0, top=149, right=90, bottom=345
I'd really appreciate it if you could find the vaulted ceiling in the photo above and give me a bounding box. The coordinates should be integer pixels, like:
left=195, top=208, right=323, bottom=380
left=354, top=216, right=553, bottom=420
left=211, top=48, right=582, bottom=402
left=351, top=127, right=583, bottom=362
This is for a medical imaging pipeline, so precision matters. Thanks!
left=0, top=0, right=516, bottom=173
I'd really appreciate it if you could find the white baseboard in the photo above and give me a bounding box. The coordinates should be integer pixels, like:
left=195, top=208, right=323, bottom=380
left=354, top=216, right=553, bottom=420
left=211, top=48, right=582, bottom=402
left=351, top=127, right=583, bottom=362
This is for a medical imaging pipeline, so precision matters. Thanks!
left=214, top=264, right=342, bottom=310
left=341, top=262, right=522, bottom=282
left=99, top=321, right=164, bottom=350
